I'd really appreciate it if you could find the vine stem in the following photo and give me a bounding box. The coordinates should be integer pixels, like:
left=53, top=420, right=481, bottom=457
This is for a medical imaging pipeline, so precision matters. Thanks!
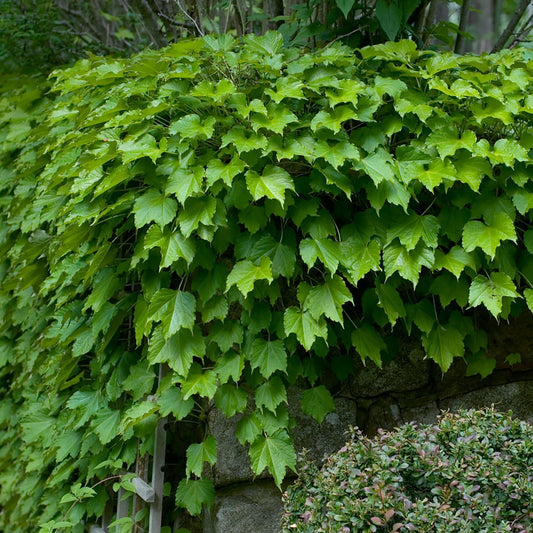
left=61, top=474, right=123, bottom=523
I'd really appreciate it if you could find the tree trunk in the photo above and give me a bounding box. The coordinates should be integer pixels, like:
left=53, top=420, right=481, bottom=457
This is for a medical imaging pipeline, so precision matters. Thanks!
left=435, top=0, right=448, bottom=24
left=466, top=0, right=495, bottom=53
left=269, top=0, right=284, bottom=29
left=454, top=0, right=471, bottom=53
left=130, top=0, right=168, bottom=47
left=492, top=0, right=531, bottom=52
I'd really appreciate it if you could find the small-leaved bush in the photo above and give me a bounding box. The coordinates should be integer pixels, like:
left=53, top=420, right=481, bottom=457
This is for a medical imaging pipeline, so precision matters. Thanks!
left=282, top=408, right=533, bottom=532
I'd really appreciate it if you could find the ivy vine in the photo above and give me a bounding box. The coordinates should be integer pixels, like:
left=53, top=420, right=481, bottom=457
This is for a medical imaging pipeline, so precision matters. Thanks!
left=1, top=33, right=533, bottom=530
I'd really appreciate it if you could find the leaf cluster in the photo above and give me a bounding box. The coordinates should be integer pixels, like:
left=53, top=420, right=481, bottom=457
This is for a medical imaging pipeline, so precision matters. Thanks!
left=1, top=34, right=533, bottom=528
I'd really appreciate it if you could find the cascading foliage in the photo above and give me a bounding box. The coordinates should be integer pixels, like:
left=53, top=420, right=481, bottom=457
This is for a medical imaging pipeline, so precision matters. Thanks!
left=1, top=32, right=533, bottom=531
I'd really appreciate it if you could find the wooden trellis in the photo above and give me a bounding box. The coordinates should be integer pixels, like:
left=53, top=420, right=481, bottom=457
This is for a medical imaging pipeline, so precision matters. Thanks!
left=90, top=366, right=168, bottom=533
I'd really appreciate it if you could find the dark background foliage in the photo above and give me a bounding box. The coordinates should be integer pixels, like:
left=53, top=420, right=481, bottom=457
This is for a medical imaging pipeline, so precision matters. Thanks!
left=1, top=0, right=532, bottom=72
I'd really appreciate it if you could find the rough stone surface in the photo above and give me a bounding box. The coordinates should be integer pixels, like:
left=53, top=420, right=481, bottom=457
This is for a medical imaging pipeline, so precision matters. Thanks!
left=208, top=386, right=359, bottom=487
left=487, top=314, right=533, bottom=371
left=205, top=481, right=282, bottom=533
left=365, top=399, right=404, bottom=435
left=350, top=345, right=430, bottom=397
left=207, top=411, right=255, bottom=487
left=439, top=381, right=533, bottom=423
left=288, top=390, right=358, bottom=464
left=401, top=401, right=440, bottom=426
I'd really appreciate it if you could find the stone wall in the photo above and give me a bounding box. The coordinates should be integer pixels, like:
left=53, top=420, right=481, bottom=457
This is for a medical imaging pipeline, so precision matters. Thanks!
left=180, top=317, right=533, bottom=532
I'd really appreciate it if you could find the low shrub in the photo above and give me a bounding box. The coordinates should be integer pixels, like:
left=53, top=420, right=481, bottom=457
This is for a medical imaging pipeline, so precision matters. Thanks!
left=282, top=408, right=533, bottom=532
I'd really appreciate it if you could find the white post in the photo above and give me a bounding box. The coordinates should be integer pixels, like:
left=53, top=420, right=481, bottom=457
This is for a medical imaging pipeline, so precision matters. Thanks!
left=149, top=365, right=167, bottom=533
left=115, top=485, right=131, bottom=533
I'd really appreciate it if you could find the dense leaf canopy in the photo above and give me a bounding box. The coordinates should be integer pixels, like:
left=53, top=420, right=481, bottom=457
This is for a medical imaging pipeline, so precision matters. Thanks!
left=1, top=33, right=533, bottom=529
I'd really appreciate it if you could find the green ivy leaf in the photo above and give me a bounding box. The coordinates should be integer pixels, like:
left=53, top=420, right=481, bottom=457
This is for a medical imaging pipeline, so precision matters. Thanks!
left=245, top=165, right=294, bottom=205
left=221, top=126, right=268, bottom=153
left=325, top=79, right=364, bottom=107
left=453, top=155, right=491, bottom=191
left=314, top=140, right=360, bottom=169
left=255, top=376, right=287, bottom=412
left=489, top=138, right=529, bottom=167
left=468, top=272, right=519, bottom=317
left=166, top=166, right=204, bottom=204
left=133, top=189, right=177, bottom=228
left=465, top=352, right=496, bottom=379
left=66, top=391, right=101, bottom=428
left=181, top=363, right=218, bottom=400
left=249, top=429, right=296, bottom=488
left=422, top=324, right=464, bottom=372
left=144, top=225, right=196, bottom=266
left=148, top=289, right=196, bottom=338
left=21, top=412, right=55, bottom=443
left=248, top=338, right=287, bottom=378
left=351, top=323, right=385, bottom=367
left=119, top=133, right=161, bottom=163
left=311, top=105, right=357, bottom=134
left=367, top=178, right=410, bottom=212
left=175, top=478, right=215, bottom=516
left=304, top=275, right=353, bottom=323
left=244, top=31, right=284, bottom=55
left=512, top=189, right=533, bottom=215
left=426, top=53, right=458, bottom=75
left=356, top=147, right=395, bottom=186
left=120, top=401, right=158, bottom=433
left=383, top=241, right=434, bottom=286
left=505, top=352, right=522, bottom=365
left=206, top=156, right=246, bottom=187
left=341, top=237, right=381, bottom=284
left=463, top=212, right=516, bottom=259
left=158, top=387, right=194, bottom=420
left=91, top=408, right=121, bottom=445
left=84, top=268, right=119, bottom=312
left=148, top=327, right=205, bottom=375
left=284, top=307, right=328, bottom=350
left=250, top=103, right=298, bottom=134
left=416, top=159, right=456, bottom=190
left=214, top=384, right=248, bottom=417
left=178, top=197, right=217, bottom=237
left=426, top=126, right=476, bottom=159
left=434, top=246, right=476, bottom=279
left=374, top=76, right=408, bottom=98
left=190, top=79, right=235, bottom=102
left=375, top=282, right=406, bottom=326
left=169, top=114, right=216, bottom=139
left=210, top=320, right=243, bottom=352
left=214, top=350, right=245, bottom=383
left=122, top=364, right=155, bottom=400
left=265, top=77, right=305, bottom=102
left=250, top=235, right=296, bottom=278
left=186, top=435, right=217, bottom=477
left=430, top=273, right=469, bottom=308
left=228, top=94, right=267, bottom=117
left=387, top=214, right=440, bottom=251
left=300, top=386, right=335, bottom=423
left=235, top=413, right=262, bottom=445
left=226, top=256, right=273, bottom=297
left=200, top=295, right=228, bottom=322
left=300, top=237, right=340, bottom=274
